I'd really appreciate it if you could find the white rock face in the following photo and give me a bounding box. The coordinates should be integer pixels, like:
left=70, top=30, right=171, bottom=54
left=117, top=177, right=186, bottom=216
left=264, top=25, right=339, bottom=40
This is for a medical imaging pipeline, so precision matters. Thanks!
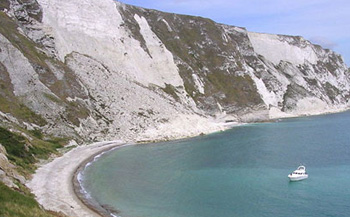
left=292, top=97, right=329, bottom=115
left=66, top=53, right=224, bottom=142
left=140, top=114, right=227, bottom=141
left=0, top=33, right=64, bottom=118
left=192, top=73, right=205, bottom=94
left=133, top=14, right=183, bottom=87
left=3, top=0, right=350, bottom=142
left=248, top=32, right=319, bottom=65
left=0, top=34, right=52, bottom=97
left=37, top=0, right=183, bottom=88
left=246, top=66, right=278, bottom=107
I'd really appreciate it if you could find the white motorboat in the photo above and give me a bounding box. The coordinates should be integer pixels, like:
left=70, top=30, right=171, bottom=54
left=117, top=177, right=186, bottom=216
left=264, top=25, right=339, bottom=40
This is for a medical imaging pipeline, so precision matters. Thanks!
left=288, top=165, right=308, bottom=181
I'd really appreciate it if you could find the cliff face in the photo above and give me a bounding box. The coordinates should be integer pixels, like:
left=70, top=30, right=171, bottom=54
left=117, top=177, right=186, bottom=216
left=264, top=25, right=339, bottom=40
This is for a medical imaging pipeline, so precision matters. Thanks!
left=0, top=0, right=349, bottom=144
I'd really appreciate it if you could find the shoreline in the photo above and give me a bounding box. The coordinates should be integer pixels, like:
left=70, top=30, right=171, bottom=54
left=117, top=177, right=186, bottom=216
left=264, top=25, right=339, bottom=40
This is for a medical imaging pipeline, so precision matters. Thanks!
left=26, top=117, right=240, bottom=217
left=71, top=109, right=350, bottom=217
left=26, top=140, right=124, bottom=217
left=72, top=144, right=133, bottom=217
left=27, top=108, right=350, bottom=217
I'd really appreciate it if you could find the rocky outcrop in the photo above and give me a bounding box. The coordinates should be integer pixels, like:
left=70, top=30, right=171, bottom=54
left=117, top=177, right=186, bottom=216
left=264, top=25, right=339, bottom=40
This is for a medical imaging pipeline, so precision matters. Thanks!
left=0, top=144, right=25, bottom=188
left=246, top=32, right=350, bottom=116
left=0, top=0, right=349, bottom=144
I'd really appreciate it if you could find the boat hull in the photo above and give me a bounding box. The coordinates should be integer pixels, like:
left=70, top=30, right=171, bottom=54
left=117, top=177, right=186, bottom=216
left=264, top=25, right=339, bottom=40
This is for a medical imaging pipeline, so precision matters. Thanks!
left=288, top=174, right=308, bottom=181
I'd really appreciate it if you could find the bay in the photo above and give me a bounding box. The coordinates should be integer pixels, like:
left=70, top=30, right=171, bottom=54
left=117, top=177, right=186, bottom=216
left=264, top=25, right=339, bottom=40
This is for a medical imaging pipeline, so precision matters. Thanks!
left=82, top=111, right=350, bottom=217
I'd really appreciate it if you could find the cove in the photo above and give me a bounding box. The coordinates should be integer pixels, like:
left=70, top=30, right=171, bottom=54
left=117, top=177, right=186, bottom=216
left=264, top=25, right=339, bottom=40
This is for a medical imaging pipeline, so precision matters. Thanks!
left=81, top=111, right=350, bottom=217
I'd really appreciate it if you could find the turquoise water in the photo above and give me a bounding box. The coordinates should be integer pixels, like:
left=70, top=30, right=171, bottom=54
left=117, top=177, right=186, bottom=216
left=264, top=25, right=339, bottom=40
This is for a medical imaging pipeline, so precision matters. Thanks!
left=82, top=111, right=350, bottom=217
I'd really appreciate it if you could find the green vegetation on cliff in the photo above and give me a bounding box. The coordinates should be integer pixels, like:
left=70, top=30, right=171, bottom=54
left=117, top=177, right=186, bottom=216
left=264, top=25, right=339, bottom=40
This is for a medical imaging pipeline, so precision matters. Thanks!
left=0, top=182, right=63, bottom=217
left=0, top=127, right=67, bottom=216
left=0, top=127, right=63, bottom=174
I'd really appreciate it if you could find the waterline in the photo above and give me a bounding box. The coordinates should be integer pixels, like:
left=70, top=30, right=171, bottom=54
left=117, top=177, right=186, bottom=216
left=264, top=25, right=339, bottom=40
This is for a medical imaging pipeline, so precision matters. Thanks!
left=81, top=111, right=350, bottom=217
left=73, top=143, right=133, bottom=217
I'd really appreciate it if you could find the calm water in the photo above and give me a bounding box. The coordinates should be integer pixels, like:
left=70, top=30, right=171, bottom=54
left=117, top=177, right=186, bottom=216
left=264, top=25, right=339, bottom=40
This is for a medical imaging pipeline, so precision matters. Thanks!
left=82, top=111, right=350, bottom=217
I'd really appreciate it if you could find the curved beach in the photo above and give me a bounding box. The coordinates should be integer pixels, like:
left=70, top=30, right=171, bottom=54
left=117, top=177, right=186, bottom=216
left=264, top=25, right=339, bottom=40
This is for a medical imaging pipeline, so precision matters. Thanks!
left=25, top=110, right=350, bottom=216
left=26, top=118, right=237, bottom=217
left=27, top=141, right=124, bottom=217
left=55, top=111, right=350, bottom=217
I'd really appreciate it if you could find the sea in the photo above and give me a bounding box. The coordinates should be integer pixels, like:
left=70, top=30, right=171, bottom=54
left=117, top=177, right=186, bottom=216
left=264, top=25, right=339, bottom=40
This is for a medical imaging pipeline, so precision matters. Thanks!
left=81, top=111, right=350, bottom=217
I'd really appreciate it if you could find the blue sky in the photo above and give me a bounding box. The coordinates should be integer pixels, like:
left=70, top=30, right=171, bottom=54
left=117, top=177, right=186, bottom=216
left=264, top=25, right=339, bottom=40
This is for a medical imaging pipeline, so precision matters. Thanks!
left=119, top=0, right=350, bottom=66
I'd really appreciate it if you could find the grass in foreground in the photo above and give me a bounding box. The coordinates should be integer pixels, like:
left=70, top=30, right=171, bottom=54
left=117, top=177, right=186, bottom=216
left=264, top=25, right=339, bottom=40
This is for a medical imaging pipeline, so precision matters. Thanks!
left=0, top=127, right=69, bottom=216
left=0, top=182, right=65, bottom=217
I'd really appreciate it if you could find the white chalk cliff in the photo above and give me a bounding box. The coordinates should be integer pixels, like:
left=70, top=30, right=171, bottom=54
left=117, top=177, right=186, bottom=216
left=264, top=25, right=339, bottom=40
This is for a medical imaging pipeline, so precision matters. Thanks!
left=1, top=0, right=349, bottom=143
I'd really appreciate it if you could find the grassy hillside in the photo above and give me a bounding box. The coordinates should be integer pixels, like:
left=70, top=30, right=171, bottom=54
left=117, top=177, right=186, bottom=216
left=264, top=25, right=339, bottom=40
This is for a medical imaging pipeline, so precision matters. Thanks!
left=0, top=182, right=65, bottom=217
left=0, top=127, right=68, bottom=216
left=0, top=127, right=65, bottom=174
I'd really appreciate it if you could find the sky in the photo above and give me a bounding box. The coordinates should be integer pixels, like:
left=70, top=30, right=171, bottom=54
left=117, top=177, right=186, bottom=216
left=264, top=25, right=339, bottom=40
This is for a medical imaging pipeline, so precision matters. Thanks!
left=119, top=0, right=350, bottom=66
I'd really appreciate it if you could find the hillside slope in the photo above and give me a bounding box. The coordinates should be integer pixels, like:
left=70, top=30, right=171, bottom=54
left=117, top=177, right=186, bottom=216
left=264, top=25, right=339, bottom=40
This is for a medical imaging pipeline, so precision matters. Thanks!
left=0, top=0, right=349, bottom=214
left=0, top=0, right=350, bottom=140
left=2, top=0, right=349, bottom=144
left=0, top=0, right=349, bottom=186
